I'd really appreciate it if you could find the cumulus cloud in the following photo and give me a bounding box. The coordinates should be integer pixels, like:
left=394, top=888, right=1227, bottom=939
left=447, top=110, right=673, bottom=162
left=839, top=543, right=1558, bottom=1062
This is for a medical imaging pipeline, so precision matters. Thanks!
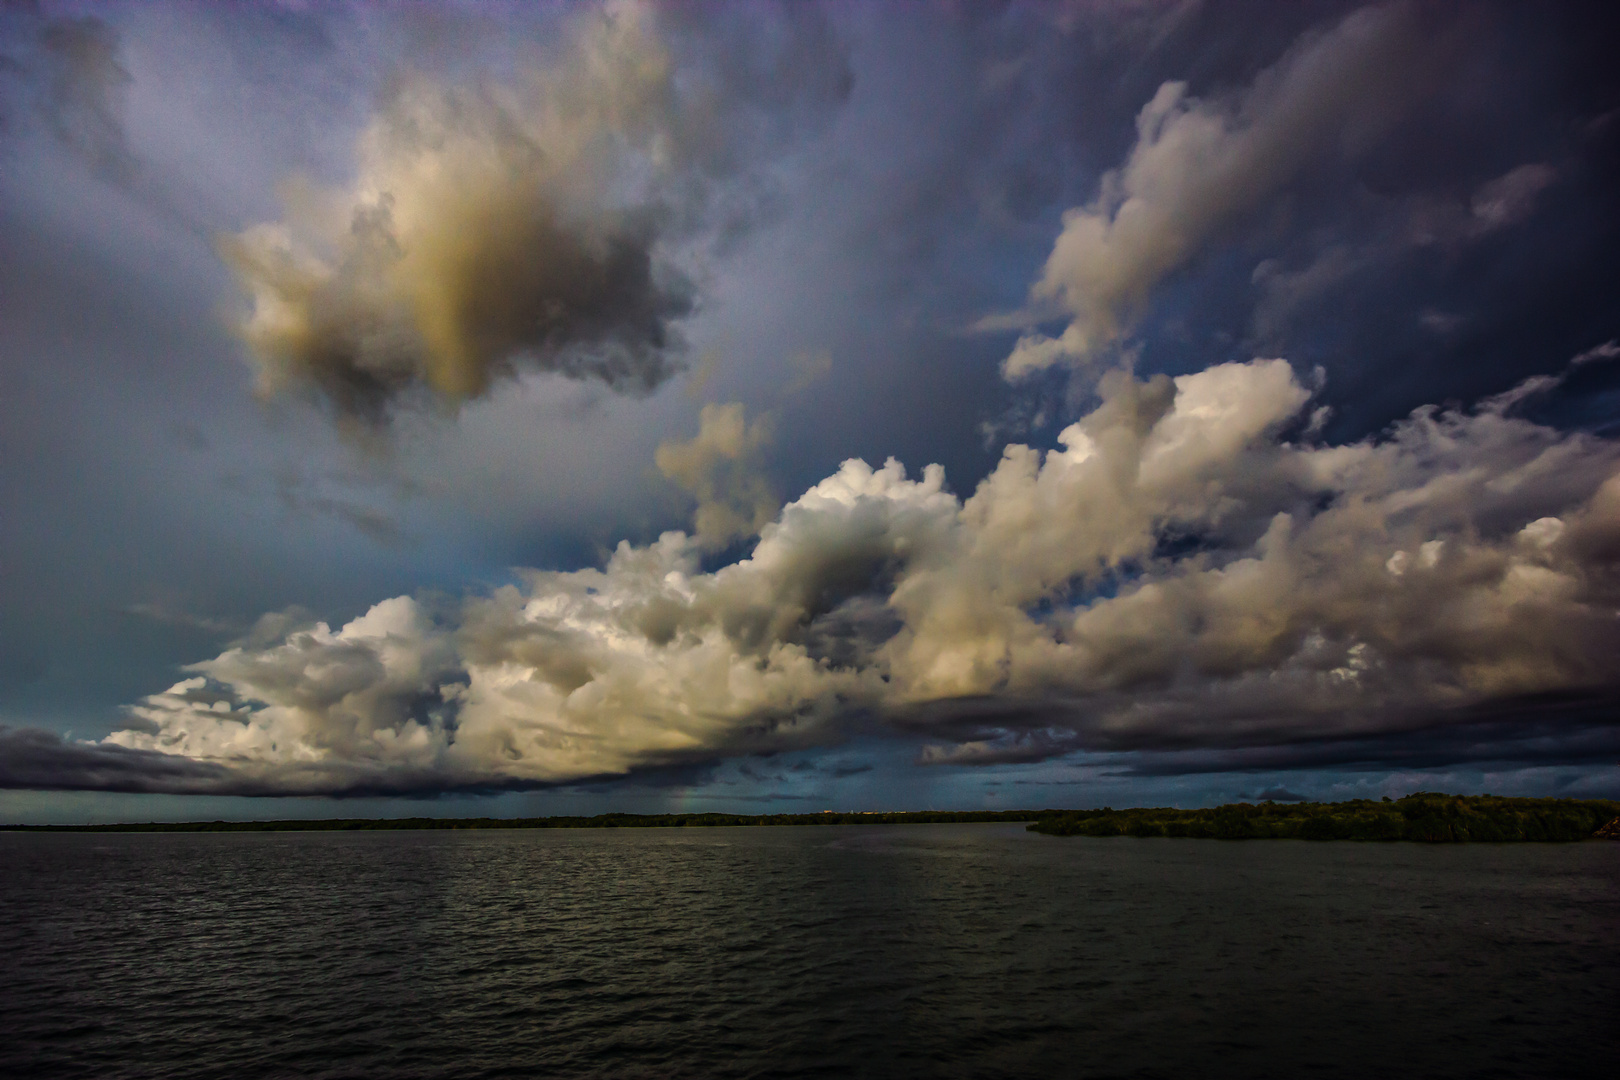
left=220, top=7, right=688, bottom=421
left=997, top=3, right=1426, bottom=378
left=221, top=2, right=849, bottom=423
left=655, top=401, right=778, bottom=549
left=39, top=354, right=1610, bottom=796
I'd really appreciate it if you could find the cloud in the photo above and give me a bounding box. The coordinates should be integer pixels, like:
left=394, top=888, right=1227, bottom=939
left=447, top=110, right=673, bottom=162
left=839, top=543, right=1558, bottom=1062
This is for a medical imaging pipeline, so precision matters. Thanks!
left=271, top=467, right=408, bottom=546
left=1389, top=161, right=1560, bottom=251
left=1109, top=692, right=1620, bottom=776
left=0, top=11, right=136, bottom=174
left=36, top=15, right=135, bottom=179
left=655, top=401, right=778, bottom=549
left=1476, top=333, right=1619, bottom=414
left=19, top=353, right=1603, bottom=797
left=1571, top=340, right=1620, bottom=367
left=1467, top=162, right=1558, bottom=232
left=220, top=6, right=691, bottom=423
left=1245, top=148, right=1560, bottom=345
left=220, top=2, right=851, bottom=424
left=120, top=603, right=244, bottom=637
left=918, top=731, right=1081, bottom=767
left=997, top=3, right=1426, bottom=378
left=782, top=348, right=833, bottom=396
left=0, top=726, right=230, bottom=794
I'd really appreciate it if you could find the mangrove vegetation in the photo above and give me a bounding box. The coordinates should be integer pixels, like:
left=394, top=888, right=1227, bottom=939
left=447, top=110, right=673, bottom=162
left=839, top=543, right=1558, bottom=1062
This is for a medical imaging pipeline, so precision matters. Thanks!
left=1027, top=793, right=1620, bottom=842
left=6, top=794, right=1618, bottom=840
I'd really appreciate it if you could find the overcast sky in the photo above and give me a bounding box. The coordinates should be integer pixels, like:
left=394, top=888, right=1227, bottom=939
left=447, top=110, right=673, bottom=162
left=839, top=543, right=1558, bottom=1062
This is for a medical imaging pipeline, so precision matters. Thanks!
left=3, top=0, right=1619, bottom=824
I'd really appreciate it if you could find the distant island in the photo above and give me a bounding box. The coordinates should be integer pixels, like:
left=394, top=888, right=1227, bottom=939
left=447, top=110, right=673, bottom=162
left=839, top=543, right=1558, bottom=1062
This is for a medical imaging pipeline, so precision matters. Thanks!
left=1029, top=793, right=1620, bottom=843
left=4, top=794, right=1619, bottom=841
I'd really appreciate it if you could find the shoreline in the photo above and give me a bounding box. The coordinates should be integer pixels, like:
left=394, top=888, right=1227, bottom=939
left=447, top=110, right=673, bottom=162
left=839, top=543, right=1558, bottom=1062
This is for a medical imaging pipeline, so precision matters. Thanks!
left=5, top=794, right=1618, bottom=841
left=1030, top=793, right=1620, bottom=843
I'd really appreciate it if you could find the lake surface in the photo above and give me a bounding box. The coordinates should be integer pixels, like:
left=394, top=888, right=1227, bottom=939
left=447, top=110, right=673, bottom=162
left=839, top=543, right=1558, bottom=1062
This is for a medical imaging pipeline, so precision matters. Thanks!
left=2, top=824, right=1616, bottom=1079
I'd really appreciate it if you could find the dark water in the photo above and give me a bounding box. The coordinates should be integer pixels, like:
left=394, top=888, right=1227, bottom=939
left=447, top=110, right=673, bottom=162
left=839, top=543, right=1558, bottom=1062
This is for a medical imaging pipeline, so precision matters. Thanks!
left=2, top=825, right=1616, bottom=1079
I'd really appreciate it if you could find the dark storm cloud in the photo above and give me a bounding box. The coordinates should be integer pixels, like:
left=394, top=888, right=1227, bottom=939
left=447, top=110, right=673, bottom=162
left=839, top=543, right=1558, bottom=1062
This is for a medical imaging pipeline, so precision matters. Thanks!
left=938, top=2, right=1620, bottom=451
left=1110, top=692, right=1620, bottom=777
left=0, top=726, right=230, bottom=794
left=223, top=189, right=695, bottom=423
left=0, top=724, right=668, bottom=799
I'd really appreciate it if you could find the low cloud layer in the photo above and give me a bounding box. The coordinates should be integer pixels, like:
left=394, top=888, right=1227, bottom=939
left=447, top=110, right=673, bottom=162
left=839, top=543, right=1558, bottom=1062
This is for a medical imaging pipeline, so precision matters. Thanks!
left=0, top=725, right=229, bottom=795
left=35, top=352, right=1611, bottom=795
left=998, top=2, right=1426, bottom=377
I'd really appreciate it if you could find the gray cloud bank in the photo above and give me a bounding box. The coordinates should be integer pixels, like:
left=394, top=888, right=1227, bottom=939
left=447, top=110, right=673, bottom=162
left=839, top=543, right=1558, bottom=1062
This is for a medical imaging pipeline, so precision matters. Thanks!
left=0, top=725, right=229, bottom=795
left=6, top=352, right=1609, bottom=796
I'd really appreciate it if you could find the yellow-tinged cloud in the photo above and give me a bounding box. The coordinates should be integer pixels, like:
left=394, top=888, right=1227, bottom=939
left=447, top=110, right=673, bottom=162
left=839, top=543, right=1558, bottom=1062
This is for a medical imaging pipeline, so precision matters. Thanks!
left=656, top=402, right=778, bottom=549
left=110, top=356, right=1620, bottom=792
left=220, top=4, right=693, bottom=420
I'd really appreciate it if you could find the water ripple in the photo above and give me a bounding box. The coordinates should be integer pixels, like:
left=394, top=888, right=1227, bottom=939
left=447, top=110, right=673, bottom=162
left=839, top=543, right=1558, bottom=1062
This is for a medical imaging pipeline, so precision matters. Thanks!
left=2, top=826, right=1617, bottom=1078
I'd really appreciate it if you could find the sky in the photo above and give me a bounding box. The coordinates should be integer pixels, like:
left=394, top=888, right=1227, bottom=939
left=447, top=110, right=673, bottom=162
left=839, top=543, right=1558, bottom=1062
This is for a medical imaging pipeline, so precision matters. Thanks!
left=2, top=0, right=1619, bottom=824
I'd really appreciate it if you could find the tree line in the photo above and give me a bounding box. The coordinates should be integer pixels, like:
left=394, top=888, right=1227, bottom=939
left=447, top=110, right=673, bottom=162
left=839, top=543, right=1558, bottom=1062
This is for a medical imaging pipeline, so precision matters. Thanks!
left=1027, top=793, right=1620, bottom=842
left=6, top=794, right=1617, bottom=840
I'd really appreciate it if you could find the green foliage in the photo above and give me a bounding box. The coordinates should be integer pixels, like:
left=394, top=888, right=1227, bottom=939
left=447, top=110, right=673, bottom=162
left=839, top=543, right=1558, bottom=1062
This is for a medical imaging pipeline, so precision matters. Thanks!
left=1026, top=794, right=1620, bottom=843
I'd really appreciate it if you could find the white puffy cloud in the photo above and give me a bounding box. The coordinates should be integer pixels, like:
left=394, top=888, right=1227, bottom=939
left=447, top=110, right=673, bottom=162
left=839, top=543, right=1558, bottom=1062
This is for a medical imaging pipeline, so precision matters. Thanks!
left=106, top=356, right=1620, bottom=793
left=1000, top=3, right=1424, bottom=377
left=113, top=596, right=460, bottom=772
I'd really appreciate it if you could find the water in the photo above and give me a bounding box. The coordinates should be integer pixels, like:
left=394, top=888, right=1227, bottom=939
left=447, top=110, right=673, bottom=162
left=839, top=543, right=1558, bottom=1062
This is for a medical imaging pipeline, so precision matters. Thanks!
left=2, top=824, right=1616, bottom=1079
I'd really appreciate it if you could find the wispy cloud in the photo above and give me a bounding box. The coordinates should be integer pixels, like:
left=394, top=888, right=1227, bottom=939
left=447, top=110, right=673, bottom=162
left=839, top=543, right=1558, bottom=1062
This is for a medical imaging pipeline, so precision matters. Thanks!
left=37, top=16, right=135, bottom=180
left=995, top=3, right=1429, bottom=377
